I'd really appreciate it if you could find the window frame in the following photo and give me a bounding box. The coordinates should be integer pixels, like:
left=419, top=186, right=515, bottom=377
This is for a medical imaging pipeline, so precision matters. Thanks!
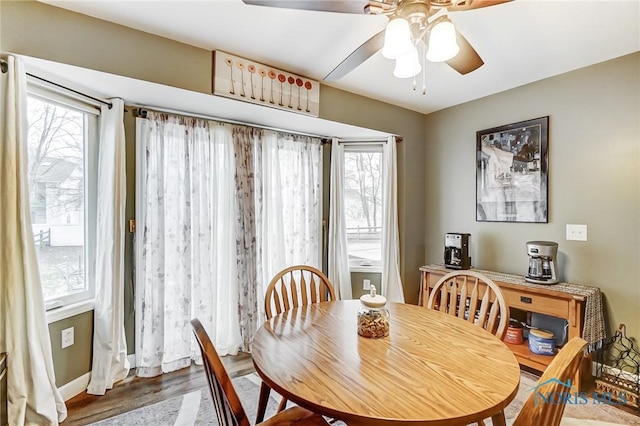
left=342, top=143, right=385, bottom=273
left=26, top=85, right=99, bottom=311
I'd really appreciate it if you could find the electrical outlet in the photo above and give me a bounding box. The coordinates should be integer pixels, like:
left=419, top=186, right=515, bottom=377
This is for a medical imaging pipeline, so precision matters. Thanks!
left=566, top=224, right=588, bottom=241
left=363, top=279, right=371, bottom=291
left=61, top=327, right=74, bottom=349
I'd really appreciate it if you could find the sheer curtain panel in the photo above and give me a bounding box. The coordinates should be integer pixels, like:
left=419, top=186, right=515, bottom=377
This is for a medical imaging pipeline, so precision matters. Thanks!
left=257, top=131, right=323, bottom=301
left=87, top=98, right=130, bottom=395
left=136, top=111, right=323, bottom=373
left=327, top=138, right=352, bottom=299
left=231, top=128, right=324, bottom=348
left=0, top=54, right=67, bottom=425
left=136, top=114, right=241, bottom=377
left=381, top=136, right=404, bottom=303
left=232, top=126, right=261, bottom=351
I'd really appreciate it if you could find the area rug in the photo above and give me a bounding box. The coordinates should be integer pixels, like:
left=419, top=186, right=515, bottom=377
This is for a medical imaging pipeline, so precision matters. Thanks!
left=90, top=372, right=639, bottom=426
left=89, top=374, right=278, bottom=426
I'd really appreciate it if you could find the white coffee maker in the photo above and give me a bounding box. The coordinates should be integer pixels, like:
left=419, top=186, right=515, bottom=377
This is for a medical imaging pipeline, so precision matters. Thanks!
left=525, top=241, right=559, bottom=284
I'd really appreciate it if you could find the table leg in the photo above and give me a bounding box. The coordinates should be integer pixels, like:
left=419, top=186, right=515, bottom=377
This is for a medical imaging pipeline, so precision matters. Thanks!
left=276, top=397, right=288, bottom=412
left=490, top=411, right=507, bottom=426
left=256, top=381, right=271, bottom=423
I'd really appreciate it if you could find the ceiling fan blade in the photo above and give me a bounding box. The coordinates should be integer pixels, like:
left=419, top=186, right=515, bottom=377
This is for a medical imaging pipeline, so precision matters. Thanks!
left=446, top=31, right=484, bottom=75
left=447, top=0, right=512, bottom=12
left=242, top=0, right=370, bottom=14
left=324, top=29, right=385, bottom=81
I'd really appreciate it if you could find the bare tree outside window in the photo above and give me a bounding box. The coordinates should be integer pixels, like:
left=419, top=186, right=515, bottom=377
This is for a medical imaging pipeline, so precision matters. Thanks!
left=27, top=96, right=86, bottom=303
left=344, top=148, right=383, bottom=267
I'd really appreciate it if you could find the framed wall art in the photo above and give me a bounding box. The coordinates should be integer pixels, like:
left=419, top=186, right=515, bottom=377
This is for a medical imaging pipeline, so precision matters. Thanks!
left=476, top=116, right=549, bottom=223
left=212, top=51, right=320, bottom=117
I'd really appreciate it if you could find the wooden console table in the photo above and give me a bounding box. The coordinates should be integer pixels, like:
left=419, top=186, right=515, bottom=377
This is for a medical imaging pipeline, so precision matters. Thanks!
left=419, top=264, right=605, bottom=391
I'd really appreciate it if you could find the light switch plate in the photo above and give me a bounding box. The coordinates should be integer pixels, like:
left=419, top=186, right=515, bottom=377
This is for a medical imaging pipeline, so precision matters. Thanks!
left=566, top=224, right=588, bottom=241
left=62, top=327, right=74, bottom=349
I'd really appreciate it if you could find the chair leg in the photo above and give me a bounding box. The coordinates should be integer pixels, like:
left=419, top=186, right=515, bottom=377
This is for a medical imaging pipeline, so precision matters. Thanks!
left=490, top=410, right=507, bottom=426
left=276, top=397, right=288, bottom=412
left=256, top=382, right=271, bottom=423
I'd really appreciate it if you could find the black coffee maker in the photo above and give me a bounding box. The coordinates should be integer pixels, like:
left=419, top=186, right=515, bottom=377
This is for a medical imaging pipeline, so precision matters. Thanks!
left=444, top=233, right=471, bottom=270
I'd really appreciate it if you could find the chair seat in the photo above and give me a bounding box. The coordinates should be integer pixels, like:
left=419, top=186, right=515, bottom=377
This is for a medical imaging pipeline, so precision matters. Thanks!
left=258, top=406, right=330, bottom=426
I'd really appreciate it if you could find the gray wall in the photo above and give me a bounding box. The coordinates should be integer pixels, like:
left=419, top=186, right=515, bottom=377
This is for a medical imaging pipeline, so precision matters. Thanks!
left=1, top=0, right=425, bottom=385
left=48, top=311, right=93, bottom=387
left=424, top=52, right=640, bottom=341
left=351, top=272, right=382, bottom=299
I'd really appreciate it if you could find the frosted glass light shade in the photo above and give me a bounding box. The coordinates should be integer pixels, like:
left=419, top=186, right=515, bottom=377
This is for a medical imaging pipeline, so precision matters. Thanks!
left=393, top=46, right=421, bottom=78
left=382, top=18, right=414, bottom=59
left=426, top=19, right=460, bottom=62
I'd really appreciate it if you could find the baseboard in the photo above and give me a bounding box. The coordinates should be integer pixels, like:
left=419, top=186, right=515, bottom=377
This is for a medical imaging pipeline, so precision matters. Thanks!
left=59, top=371, right=91, bottom=401
left=58, top=355, right=135, bottom=401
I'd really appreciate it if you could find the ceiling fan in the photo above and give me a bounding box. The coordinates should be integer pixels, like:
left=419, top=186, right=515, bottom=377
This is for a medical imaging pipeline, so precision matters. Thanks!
left=242, top=0, right=511, bottom=83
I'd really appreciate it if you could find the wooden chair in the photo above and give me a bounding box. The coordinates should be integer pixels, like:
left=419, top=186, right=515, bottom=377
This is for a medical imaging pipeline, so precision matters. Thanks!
left=264, top=265, right=336, bottom=319
left=512, top=337, right=589, bottom=426
left=480, top=337, right=589, bottom=426
left=190, top=319, right=329, bottom=426
left=426, top=270, right=510, bottom=340
left=257, top=265, right=336, bottom=422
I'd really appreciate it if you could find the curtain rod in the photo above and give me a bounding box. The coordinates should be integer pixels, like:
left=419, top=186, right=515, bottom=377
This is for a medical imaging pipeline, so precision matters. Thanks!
left=1, top=59, right=113, bottom=109
left=337, top=137, right=402, bottom=144
left=131, top=104, right=333, bottom=143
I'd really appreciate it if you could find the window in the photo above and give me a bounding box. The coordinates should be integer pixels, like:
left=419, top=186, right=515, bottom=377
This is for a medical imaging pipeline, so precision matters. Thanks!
left=26, top=90, right=98, bottom=309
left=343, top=144, right=384, bottom=270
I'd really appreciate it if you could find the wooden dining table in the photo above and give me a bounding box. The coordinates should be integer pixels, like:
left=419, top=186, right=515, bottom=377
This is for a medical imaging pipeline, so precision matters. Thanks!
left=252, top=300, right=521, bottom=426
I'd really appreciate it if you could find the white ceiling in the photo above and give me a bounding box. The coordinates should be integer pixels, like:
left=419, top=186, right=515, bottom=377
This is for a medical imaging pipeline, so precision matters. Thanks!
left=39, top=0, right=640, bottom=114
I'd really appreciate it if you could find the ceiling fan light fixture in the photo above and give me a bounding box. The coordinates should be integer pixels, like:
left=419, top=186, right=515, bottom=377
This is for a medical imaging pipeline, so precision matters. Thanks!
left=381, top=17, right=414, bottom=59
left=426, top=17, right=460, bottom=63
left=393, top=46, right=421, bottom=79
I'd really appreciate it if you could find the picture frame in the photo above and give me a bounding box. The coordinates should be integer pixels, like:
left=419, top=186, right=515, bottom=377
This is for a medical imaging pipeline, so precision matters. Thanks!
left=212, top=51, right=320, bottom=117
left=476, top=116, right=549, bottom=223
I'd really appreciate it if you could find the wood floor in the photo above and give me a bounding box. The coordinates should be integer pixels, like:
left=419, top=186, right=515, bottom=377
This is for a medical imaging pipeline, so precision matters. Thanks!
left=63, top=353, right=255, bottom=426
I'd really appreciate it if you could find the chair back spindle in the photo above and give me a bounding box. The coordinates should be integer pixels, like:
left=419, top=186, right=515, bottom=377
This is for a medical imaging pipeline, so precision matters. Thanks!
left=427, top=271, right=509, bottom=339
left=265, top=265, right=336, bottom=319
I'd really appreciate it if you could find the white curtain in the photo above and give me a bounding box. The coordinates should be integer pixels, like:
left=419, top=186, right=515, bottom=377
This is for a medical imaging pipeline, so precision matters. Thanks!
left=136, top=112, right=323, bottom=372
left=0, top=55, right=67, bottom=424
left=381, top=136, right=404, bottom=303
left=87, top=98, right=130, bottom=395
left=136, top=114, right=240, bottom=377
left=327, top=138, right=352, bottom=299
left=258, top=131, right=323, bottom=290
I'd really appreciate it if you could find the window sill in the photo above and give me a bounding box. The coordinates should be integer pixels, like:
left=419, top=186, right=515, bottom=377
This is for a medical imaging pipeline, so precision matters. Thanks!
left=46, top=299, right=95, bottom=324
left=349, top=266, right=382, bottom=274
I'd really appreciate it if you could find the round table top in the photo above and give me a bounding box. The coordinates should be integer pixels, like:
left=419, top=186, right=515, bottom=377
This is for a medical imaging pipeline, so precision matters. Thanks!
left=252, top=300, right=521, bottom=426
